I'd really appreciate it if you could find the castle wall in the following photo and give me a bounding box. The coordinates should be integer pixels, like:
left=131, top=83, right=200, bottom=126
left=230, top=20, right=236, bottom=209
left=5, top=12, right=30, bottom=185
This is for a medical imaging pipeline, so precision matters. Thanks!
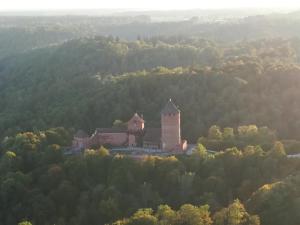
left=161, top=113, right=181, bottom=151
left=93, top=132, right=128, bottom=147
left=143, top=141, right=160, bottom=149
left=128, top=134, right=136, bottom=147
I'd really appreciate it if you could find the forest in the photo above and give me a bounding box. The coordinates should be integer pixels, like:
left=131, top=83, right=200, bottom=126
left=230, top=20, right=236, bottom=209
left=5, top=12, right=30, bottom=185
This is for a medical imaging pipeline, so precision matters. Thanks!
left=1, top=10, right=300, bottom=225
left=1, top=36, right=300, bottom=142
left=0, top=127, right=299, bottom=225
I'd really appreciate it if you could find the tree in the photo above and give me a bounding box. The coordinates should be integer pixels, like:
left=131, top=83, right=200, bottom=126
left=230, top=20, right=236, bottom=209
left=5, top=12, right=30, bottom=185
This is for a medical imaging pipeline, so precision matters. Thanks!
left=192, top=144, right=208, bottom=158
left=208, top=126, right=223, bottom=140
left=113, top=120, right=125, bottom=128
left=176, top=204, right=212, bottom=225
left=156, top=205, right=176, bottom=224
left=18, top=221, right=32, bottom=225
left=270, top=141, right=286, bottom=157
left=98, top=146, right=110, bottom=157
left=238, top=125, right=258, bottom=140
left=127, top=208, right=158, bottom=225
left=247, top=173, right=300, bottom=225
left=223, top=127, right=235, bottom=140
left=99, top=197, right=121, bottom=223
left=214, top=200, right=260, bottom=225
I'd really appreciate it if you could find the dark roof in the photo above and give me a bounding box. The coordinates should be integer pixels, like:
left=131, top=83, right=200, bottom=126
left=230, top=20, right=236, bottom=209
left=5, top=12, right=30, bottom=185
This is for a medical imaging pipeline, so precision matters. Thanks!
left=74, top=130, right=89, bottom=138
left=96, top=128, right=127, bottom=133
left=161, top=99, right=180, bottom=115
left=143, top=128, right=161, bottom=143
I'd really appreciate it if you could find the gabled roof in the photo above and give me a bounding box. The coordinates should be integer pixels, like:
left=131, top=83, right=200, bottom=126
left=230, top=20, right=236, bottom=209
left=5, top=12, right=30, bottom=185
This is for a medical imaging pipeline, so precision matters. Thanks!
left=128, top=113, right=145, bottom=123
left=74, top=130, right=89, bottom=138
left=161, top=99, right=180, bottom=115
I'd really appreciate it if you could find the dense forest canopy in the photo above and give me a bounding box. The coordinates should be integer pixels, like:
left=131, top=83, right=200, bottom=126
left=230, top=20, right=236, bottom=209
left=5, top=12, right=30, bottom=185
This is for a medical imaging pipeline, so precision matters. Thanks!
left=0, top=128, right=299, bottom=225
left=1, top=36, right=300, bottom=142
left=1, top=9, right=300, bottom=225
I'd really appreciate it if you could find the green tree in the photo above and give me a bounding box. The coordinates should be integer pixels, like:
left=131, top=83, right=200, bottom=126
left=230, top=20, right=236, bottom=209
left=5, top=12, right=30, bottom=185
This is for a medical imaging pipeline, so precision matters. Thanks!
left=223, top=127, right=235, bottom=140
left=270, top=141, right=286, bottom=157
left=214, top=200, right=260, bottom=225
left=18, top=221, right=32, bottom=225
left=98, top=146, right=110, bottom=157
left=192, top=144, right=208, bottom=158
left=208, top=126, right=223, bottom=140
left=127, top=208, right=158, bottom=225
left=156, top=205, right=176, bottom=224
left=176, top=204, right=212, bottom=225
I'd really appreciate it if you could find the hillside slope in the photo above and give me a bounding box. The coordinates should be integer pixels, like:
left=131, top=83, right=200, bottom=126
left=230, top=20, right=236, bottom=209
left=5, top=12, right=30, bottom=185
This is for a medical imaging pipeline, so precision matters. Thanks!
left=1, top=37, right=300, bottom=141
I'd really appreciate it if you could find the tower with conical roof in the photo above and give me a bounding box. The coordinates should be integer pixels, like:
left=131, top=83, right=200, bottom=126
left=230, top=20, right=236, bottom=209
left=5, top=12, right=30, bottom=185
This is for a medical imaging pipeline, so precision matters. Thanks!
left=161, top=99, right=181, bottom=151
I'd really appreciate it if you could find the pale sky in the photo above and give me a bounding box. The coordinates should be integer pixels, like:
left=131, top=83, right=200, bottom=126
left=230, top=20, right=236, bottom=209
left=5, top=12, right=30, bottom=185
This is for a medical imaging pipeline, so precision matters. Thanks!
left=1, top=0, right=300, bottom=11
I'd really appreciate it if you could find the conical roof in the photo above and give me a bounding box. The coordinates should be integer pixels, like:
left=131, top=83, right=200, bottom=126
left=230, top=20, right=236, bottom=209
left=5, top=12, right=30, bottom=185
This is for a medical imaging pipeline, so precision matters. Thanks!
left=161, top=99, right=180, bottom=115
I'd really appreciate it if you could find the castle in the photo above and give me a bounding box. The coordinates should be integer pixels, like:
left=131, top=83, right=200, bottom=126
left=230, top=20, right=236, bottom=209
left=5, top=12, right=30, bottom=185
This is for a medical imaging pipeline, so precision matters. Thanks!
left=72, top=99, right=187, bottom=152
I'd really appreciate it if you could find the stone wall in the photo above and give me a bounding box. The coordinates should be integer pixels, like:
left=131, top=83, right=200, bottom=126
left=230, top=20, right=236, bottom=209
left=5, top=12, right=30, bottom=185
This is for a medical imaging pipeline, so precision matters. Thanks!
left=94, top=132, right=128, bottom=146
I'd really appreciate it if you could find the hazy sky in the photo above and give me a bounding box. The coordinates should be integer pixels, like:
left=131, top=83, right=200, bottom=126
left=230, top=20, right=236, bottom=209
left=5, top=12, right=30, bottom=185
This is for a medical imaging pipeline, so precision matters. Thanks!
left=1, top=0, right=300, bottom=11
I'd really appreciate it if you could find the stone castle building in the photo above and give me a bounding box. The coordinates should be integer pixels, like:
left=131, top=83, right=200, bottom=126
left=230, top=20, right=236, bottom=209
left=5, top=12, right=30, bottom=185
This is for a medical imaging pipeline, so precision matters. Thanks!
left=72, top=99, right=187, bottom=151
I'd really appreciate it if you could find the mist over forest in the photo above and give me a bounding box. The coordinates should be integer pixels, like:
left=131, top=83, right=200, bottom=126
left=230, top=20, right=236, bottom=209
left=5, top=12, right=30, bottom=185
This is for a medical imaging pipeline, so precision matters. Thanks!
left=0, top=8, right=300, bottom=225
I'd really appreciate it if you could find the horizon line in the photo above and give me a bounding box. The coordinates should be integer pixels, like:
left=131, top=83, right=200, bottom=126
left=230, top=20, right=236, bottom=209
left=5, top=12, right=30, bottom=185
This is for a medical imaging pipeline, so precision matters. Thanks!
left=0, top=7, right=297, bottom=13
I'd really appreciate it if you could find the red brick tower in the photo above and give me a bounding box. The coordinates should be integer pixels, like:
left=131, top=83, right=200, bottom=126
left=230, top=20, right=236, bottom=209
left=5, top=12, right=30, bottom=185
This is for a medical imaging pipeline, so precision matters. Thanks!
left=161, top=99, right=181, bottom=151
